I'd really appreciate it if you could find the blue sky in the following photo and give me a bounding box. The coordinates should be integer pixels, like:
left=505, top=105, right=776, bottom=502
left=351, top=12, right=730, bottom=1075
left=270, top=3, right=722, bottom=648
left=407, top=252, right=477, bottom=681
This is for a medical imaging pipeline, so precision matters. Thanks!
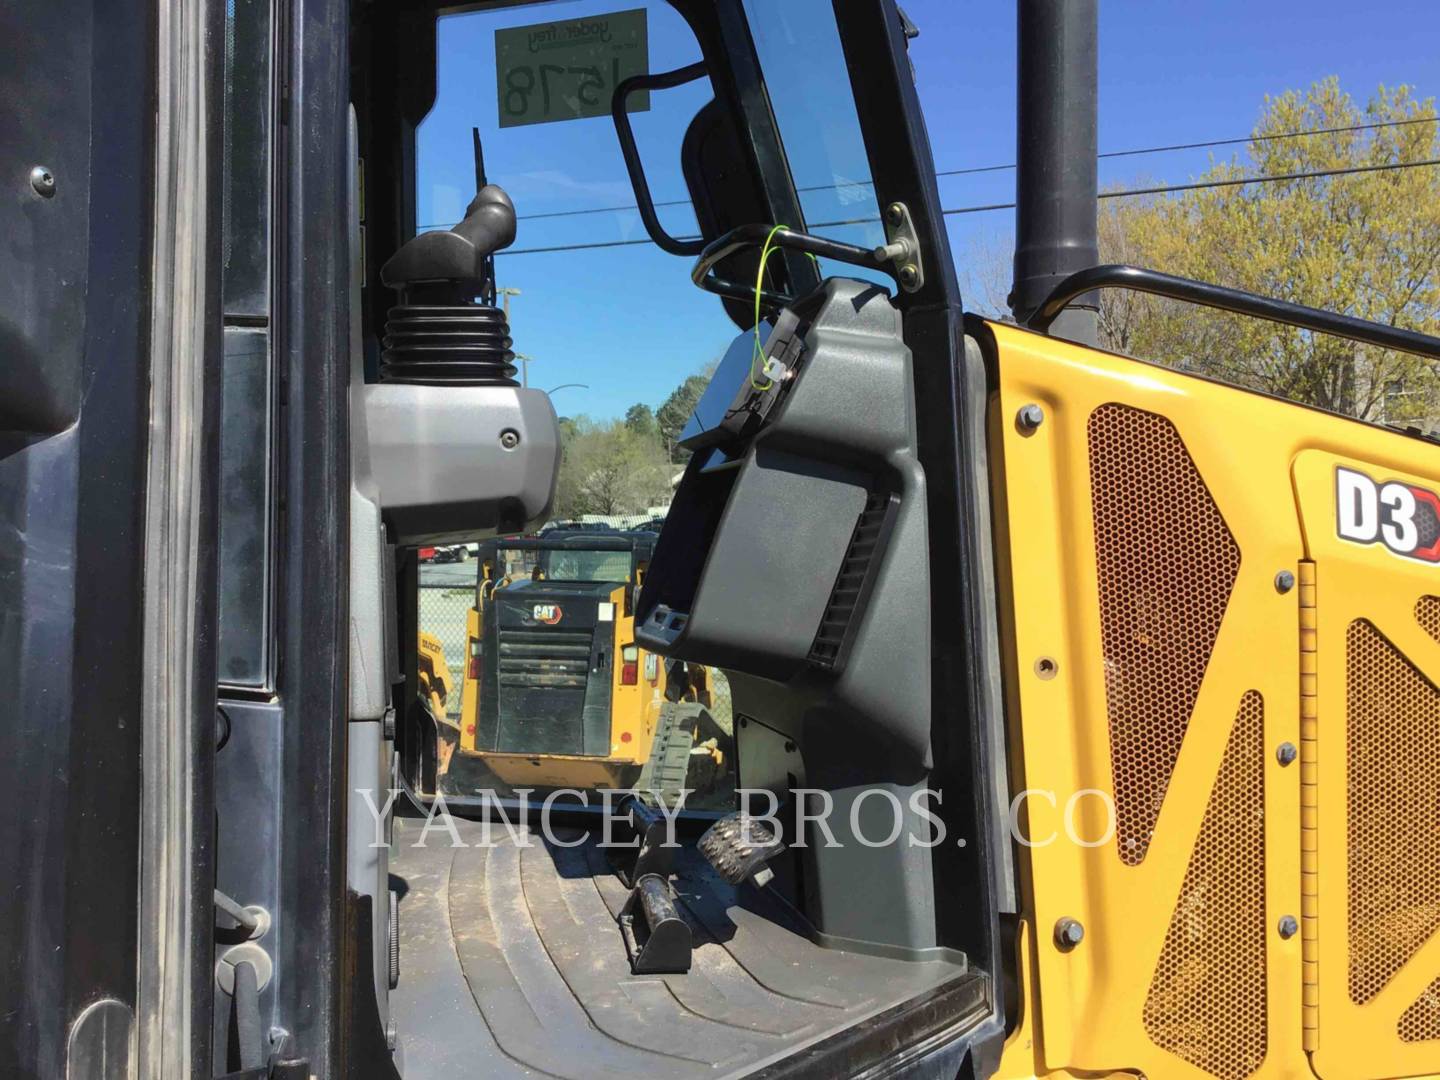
left=418, top=0, right=1440, bottom=420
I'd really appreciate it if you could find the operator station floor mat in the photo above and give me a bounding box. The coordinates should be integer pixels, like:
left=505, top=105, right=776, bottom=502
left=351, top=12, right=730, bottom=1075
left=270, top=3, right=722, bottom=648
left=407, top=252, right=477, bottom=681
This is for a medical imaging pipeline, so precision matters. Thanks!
left=388, top=816, right=982, bottom=1079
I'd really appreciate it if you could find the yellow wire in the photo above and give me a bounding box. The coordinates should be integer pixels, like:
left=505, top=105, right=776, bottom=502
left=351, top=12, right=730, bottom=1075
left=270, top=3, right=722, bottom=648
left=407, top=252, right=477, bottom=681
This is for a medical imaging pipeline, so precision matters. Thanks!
left=750, top=224, right=791, bottom=390
left=750, top=225, right=822, bottom=391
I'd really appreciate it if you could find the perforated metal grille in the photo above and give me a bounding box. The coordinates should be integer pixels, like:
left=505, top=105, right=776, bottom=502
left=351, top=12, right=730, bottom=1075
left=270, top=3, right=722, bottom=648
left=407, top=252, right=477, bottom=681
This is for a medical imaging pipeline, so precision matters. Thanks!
left=1399, top=976, right=1440, bottom=1042
left=1416, top=594, right=1440, bottom=643
left=1143, top=691, right=1267, bottom=1079
left=1346, top=619, right=1440, bottom=1004
left=1088, top=403, right=1241, bottom=865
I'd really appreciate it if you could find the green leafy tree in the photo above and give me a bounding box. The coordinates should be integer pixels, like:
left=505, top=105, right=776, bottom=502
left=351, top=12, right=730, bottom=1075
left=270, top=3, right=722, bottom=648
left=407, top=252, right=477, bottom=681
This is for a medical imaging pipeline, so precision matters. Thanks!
left=657, top=371, right=712, bottom=462
left=552, top=417, right=672, bottom=518
left=1098, top=79, right=1440, bottom=423
left=624, top=403, right=659, bottom=440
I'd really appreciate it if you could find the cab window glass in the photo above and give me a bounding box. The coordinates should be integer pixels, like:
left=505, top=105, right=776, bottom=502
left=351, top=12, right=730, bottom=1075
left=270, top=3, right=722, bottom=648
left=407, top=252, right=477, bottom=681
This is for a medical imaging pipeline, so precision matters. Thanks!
left=217, top=0, right=275, bottom=687
left=541, top=549, right=633, bottom=582
left=740, top=0, right=890, bottom=287
left=414, top=2, right=738, bottom=808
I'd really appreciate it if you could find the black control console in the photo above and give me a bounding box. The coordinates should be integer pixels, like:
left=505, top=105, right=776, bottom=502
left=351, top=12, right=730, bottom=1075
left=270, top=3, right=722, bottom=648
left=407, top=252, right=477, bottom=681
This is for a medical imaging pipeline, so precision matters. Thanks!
left=635, top=276, right=942, bottom=957
left=637, top=279, right=923, bottom=697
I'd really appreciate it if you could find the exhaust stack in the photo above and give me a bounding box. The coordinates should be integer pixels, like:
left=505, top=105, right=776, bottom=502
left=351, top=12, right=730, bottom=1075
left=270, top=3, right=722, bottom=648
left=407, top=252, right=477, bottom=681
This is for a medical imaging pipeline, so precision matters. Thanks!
left=1010, top=0, right=1099, bottom=345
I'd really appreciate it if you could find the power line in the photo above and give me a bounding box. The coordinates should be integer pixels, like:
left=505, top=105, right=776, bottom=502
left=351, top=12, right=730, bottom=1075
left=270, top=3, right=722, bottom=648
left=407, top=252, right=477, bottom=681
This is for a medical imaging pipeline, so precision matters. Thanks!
left=949, top=156, right=1440, bottom=218
left=930, top=156, right=1440, bottom=220
left=932, top=114, right=1439, bottom=182
left=494, top=157, right=1440, bottom=255
left=419, top=115, right=1438, bottom=231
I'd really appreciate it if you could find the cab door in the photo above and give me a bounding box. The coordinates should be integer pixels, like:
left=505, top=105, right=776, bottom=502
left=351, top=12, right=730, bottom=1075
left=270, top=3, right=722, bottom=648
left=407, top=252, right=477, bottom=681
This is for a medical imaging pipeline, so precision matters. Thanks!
left=988, top=311, right=1440, bottom=1079
left=1293, top=449, right=1440, bottom=1080
left=0, top=0, right=222, bottom=1076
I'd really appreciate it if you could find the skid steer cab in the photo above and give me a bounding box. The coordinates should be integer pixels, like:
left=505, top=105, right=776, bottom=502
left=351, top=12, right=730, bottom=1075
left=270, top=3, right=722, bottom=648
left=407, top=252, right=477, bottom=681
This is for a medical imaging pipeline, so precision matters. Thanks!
left=452, top=530, right=728, bottom=800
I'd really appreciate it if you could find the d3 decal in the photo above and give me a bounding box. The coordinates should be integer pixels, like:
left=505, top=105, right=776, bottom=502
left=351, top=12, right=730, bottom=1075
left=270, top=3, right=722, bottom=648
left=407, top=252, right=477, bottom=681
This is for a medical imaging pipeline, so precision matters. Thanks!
left=1336, top=467, right=1440, bottom=562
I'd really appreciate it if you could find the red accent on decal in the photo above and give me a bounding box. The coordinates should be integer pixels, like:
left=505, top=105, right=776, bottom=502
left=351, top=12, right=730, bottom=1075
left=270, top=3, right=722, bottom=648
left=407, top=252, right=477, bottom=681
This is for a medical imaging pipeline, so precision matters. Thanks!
left=1407, top=484, right=1440, bottom=562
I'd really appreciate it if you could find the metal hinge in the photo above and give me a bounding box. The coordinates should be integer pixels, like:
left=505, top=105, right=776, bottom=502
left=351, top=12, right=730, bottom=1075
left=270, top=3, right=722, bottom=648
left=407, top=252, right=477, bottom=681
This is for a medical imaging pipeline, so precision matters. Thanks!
left=1298, top=560, right=1319, bottom=1052
left=872, top=202, right=925, bottom=293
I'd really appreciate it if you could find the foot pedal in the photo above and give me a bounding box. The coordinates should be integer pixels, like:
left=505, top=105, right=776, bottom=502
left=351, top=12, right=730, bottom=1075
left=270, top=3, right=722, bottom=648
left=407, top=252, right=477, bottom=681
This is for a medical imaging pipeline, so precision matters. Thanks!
left=607, top=794, right=677, bottom=887
left=698, top=813, right=782, bottom=888
left=619, top=874, right=692, bottom=974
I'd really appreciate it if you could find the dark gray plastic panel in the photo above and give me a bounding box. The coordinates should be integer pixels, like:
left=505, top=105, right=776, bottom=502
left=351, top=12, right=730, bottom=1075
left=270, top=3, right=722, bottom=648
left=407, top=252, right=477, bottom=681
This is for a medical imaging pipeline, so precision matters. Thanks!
left=688, top=449, right=866, bottom=678
left=637, top=279, right=939, bottom=954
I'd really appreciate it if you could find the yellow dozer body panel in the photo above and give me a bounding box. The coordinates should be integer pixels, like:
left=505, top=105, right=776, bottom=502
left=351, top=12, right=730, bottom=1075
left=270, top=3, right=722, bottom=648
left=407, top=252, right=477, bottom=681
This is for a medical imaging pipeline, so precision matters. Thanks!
left=985, top=320, right=1440, bottom=1080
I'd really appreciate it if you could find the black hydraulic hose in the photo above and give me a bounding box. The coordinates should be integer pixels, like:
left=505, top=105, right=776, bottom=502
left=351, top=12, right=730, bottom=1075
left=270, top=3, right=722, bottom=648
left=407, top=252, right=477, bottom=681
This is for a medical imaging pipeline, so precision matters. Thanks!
left=232, top=960, right=265, bottom=1070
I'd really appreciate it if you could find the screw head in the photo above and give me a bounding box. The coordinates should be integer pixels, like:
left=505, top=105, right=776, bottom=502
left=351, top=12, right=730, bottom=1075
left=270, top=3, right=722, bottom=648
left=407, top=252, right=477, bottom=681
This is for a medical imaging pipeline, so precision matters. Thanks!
left=1054, top=917, right=1084, bottom=950
left=30, top=165, right=55, bottom=198
left=1277, top=915, right=1299, bottom=939
left=1275, top=569, right=1295, bottom=593
left=1276, top=741, right=1298, bottom=766
left=1033, top=656, right=1059, bottom=680
left=1016, top=403, right=1045, bottom=433
left=499, top=428, right=520, bottom=450
left=886, top=202, right=905, bottom=225
left=898, top=263, right=919, bottom=288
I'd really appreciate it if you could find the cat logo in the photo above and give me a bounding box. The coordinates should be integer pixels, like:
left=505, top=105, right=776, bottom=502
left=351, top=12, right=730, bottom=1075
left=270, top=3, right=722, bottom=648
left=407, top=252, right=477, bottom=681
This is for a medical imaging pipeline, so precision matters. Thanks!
left=1336, top=466, right=1440, bottom=562
left=532, top=604, right=563, bottom=625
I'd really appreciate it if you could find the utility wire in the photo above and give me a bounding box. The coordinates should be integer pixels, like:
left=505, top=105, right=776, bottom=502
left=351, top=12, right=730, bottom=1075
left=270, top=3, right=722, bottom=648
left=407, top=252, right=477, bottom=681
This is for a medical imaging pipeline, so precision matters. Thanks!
left=930, top=156, right=1440, bottom=220
left=931, top=114, right=1438, bottom=183
left=495, top=157, right=1440, bottom=256
left=419, top=115, right=1438, bottom=231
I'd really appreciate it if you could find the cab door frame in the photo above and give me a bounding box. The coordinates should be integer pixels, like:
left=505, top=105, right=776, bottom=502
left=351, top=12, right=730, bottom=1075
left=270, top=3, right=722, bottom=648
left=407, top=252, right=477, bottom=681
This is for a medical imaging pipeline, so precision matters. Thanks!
left=834, top=0, right=1012, bottom=1066
left=138, top=0, right=227, bottom=1073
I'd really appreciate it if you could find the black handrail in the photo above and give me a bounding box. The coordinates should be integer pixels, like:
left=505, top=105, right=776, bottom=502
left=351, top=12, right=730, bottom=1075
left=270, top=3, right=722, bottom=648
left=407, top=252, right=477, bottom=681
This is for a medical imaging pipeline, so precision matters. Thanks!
left=612, top=62, right=709, bottom=257
left=690, top=223, right=891, bottom=307
left=1030, top=264, right=1440, bottom=361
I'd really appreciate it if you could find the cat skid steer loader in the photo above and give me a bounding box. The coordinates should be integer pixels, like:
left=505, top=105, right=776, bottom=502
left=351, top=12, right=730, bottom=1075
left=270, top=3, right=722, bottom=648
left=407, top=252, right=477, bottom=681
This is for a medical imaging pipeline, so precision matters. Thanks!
left=449, top=531, right=728, bottom=798
left=12, top=0, right=1440, bottom=1078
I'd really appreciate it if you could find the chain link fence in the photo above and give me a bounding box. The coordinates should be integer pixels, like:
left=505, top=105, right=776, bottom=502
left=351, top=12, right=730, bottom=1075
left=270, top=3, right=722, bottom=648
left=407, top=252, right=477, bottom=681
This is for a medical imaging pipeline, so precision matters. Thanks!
left=419, top=561, right=478, bottom=720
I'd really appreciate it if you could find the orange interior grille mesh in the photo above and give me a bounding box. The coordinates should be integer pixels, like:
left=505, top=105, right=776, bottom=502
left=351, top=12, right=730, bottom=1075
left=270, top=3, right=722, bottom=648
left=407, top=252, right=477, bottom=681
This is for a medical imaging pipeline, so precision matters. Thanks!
left=1087, top=403, right=1241, bottom=864
left=1345, top=619, right=1440, bottom=1004
left=1399, top=976, right=1440, bottom=1043
left=1143, top=690, right=1267, bottom=1079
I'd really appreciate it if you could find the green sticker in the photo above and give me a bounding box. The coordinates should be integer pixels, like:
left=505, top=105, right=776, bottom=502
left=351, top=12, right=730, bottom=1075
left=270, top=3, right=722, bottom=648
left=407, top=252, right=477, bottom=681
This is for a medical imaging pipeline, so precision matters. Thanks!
left=495, top=8, right=649, bottom=129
